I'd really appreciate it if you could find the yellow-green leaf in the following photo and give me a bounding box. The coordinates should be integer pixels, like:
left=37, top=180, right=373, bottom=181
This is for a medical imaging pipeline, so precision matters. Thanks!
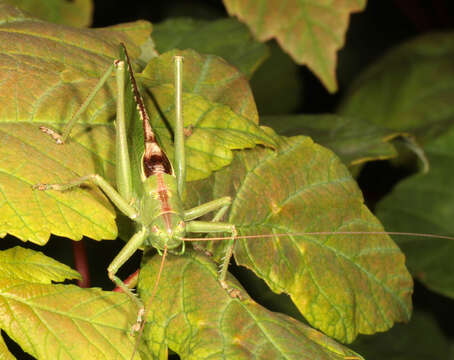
left=0, top=247, right=142, bottom=360
left=137, top=49, right=277, bottom=180
left=0, top=331, right=15, bottom=360
left=138, top=250, right=364, bottom=360
left=141, top=48, right=261, bottom=124
left=187, top=136, right=413, bottom=343
left=223, top=0, right=367, bottom=92
left=0, top=123, right=117, bottom=244
left=4, top=0, right=93, bottom=27
left=0, top=246, right=81, bottom=283
left=0, top=6, right=149, bottom=243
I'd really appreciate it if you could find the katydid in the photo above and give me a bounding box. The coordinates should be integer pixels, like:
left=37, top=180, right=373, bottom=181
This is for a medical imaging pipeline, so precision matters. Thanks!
left=33, top=44, right=238, bottom=324
left=32, top=43, right=454, bottom=360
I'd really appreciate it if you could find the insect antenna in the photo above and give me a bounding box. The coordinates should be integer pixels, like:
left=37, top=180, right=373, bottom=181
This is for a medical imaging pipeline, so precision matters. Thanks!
left=181, top=231, right=454, bottom=242
left=131, top=245, right=168, bottom=360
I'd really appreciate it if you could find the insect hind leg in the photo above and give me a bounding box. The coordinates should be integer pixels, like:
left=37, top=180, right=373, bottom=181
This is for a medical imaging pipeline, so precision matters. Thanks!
left=185, top=221, right=241, bottom=299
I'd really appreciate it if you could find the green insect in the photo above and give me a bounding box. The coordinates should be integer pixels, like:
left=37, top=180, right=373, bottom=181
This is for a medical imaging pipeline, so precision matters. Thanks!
left=33, top=44, right=240, bottom=346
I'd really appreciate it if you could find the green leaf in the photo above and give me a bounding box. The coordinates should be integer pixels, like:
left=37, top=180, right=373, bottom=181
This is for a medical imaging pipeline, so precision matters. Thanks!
left=0, top=3, right=151, bottom=244
left=138, top=249, right=364, bottom=360
left=339, top=32, right=454, bottom=143
left=351, top=311, right=450, bottom=360
left=4, top=0, right=93, bottom=27
left=139, top=49, right=278, bottom=180
left=141, top=49, right=261, bottom=124
left=376, top=128, right=454, bottom=299
left=261, top=114, right=403, bottom=166
left=0, top=247, right=142, bottom=359
left=187, top=136, right=413, bottom=343
left=222, top=0, right=367, bottom=92
left=0, top=123, right=118, bottom=244
left=0, top=246, right=81, bottom=283
left=250, top=41, right=303, bottom=115
left=152, top=17, right=269, bottom=77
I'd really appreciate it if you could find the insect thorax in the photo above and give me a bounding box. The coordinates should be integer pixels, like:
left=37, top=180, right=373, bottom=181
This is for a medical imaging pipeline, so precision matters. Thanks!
left=141, top=174, right=186, bottom=251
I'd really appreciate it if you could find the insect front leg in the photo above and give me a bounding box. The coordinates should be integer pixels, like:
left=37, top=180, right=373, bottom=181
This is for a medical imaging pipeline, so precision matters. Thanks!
left=107, top=227, right=147, bottom=310
left=183, top=196, right=232, bottom=254
left=33, top=173, right=146, bottom=307
left=183, top=196, right=232, bottom=222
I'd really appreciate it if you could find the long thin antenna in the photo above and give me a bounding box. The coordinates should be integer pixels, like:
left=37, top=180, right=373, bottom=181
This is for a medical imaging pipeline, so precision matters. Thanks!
left=181, top=231, right=454, bottom=242
left=131, top=246, right=168, bottom=360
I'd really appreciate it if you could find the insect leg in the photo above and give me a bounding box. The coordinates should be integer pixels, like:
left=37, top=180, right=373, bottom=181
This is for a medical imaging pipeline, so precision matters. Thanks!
left=185, top=221, right=238, bottom=296
left=108, top=227, right=147, bottom=309
left=40, top=62, right=117, bottom=144
left=33, top=173, right=138, bottom=219
left=183, top=196, right=232, bottom=221
left=183, top=196, right=232, bottom=254
left=173, top=55, right=185, bottom=198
